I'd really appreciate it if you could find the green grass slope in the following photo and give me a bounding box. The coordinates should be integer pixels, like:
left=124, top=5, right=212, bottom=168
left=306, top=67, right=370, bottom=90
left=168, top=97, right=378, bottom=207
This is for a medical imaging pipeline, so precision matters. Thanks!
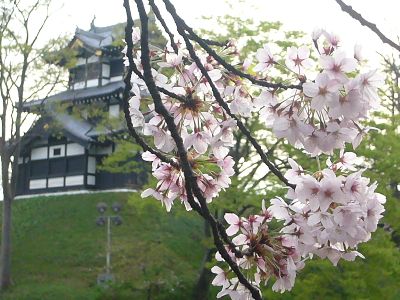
left=1, top=192, right=205, bottom=300
left=2, top=192, right=400, bottom=300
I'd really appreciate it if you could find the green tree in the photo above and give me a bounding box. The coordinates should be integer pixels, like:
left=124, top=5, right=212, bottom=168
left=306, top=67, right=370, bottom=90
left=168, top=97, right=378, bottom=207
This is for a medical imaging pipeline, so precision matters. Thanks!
left=0, top=0, right=68, bottom=290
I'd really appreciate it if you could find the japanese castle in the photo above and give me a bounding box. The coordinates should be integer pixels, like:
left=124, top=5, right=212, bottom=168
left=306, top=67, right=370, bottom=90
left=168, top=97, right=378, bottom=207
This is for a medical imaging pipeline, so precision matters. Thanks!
left=16, top=21, right=144, bottom=196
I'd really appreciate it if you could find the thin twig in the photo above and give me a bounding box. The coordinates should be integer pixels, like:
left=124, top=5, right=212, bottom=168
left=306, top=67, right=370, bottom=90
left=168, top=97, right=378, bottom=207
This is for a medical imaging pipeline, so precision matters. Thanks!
left=335, top=0, right=400, bottom=53
left=163, top=0, right=295, bottom=190
left=161, top=1, right=302, bottom=91
left=149, top=0, right=178, bottom=54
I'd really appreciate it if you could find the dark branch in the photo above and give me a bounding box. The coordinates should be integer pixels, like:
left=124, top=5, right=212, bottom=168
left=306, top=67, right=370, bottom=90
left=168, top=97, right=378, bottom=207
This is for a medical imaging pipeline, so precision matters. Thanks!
left=160, top=2, right=301, bottom=91
left=335, top=0, right=400, bottom=52
left=122, top=0, right=177, bottom=167
left=125, top=0, right=260, bottom=298
left=148, top=0, right=178, bottom=54
left=163, top=0, right=295, bottom=190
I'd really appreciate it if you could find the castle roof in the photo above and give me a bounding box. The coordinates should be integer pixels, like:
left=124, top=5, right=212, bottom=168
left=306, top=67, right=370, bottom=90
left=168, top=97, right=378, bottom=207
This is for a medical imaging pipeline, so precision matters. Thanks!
left=69, top=22, right=126, bottom=55
left=23, top=81, right=125, bottom=111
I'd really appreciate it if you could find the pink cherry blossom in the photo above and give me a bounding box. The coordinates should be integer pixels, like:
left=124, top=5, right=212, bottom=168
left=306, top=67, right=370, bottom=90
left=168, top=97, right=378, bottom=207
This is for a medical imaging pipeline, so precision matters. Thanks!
left=158, top=52, right=183, bottom=68
left=320, top=51, right=357, bottom=83
left=124, top=26, right=386, bottom=299
left=224, top=213, right=242, bottom=236
left=285, top=46, right=312, bottom=74
left=184, top=131, right=211, bottom=154
left=253, top=44, right=277, bottom=72
left=303, top=73, right=339, bottom=111
left=211, top=266, right=230, bottom=288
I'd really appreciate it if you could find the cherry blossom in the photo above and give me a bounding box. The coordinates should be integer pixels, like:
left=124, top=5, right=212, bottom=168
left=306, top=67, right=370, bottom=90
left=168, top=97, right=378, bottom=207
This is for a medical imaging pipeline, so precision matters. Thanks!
left=124, top=26, right=386, bottom=299
left=212, top=154, right=385, bottom=297
left=320, top=51, right=357, bottom=83
left=285, top=46, right=313, bottom=74
left=211, top=266, right=230, bottom=288
left=253, top=44, right=277, bottom=72
left=303, top=73, right=339, bottom=111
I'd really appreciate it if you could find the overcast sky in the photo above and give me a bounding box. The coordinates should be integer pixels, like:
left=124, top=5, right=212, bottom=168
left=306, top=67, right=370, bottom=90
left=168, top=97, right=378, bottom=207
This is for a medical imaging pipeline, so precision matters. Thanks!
left=44, top=0, right=400, bottom=66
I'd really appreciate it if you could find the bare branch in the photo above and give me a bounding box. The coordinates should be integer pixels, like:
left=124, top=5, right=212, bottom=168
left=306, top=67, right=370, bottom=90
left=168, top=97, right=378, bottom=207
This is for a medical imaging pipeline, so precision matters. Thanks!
left=162, top=0, right=294, bottom=189
left=160, top=2, right=302, bottom=91
left=335, top=0, right=400, bottom=52
left=122, top=0, right=179, bottom=168
left=28, top=3, right=50, bottom=48
left=124, top=1, right=261, bottom=298
left=148, top=0, right=178, bottom=54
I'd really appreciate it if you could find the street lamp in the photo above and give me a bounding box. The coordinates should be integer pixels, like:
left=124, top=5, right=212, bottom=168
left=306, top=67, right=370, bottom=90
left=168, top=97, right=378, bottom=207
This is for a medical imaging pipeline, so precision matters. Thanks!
left=96, top=202, right=123, bottom=286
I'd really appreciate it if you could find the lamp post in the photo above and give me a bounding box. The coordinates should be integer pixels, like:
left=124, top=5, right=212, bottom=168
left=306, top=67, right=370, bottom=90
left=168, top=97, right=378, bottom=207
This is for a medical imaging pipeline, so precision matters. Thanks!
left=96, top=202, right=123, bottom=286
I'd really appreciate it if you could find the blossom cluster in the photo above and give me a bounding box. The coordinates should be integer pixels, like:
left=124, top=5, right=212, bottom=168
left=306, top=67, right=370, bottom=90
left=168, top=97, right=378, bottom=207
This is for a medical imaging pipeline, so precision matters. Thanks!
left=126, top=34, right=240, bottom=210
left=252, top=29, right=383, bottom=155
left=124, top=25, right=386, bottom=299
left=125, top=28, right=383, bottom=213
left=212, top=152, right=385, bottom=298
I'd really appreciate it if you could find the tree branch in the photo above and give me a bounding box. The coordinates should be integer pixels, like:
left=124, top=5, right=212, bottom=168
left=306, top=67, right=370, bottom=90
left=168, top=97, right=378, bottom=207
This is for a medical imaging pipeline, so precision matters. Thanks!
left=148, top=0, right=178, bottom=54
left=161, top=2, right=302, bottom=91
left=335, top=0, right=400, bottom=52
left=122, top=0, right=178, bottom=168
left=162, top=0, right=294, bottom=189
left=124, top=1, right=260, bottom=298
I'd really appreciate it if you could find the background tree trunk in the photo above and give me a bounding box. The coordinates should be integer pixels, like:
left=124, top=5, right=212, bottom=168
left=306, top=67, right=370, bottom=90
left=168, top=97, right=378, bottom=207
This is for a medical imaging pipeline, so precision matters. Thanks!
left=193, top=220, right=213, bottom=300
left=194, top=248, right=213, bottom=300
left=0, top=194, right=12, bottom=289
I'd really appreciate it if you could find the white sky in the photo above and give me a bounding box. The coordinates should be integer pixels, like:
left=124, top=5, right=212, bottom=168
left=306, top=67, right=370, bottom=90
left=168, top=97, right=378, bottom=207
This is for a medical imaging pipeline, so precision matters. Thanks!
left=44, top=0, right=400, bottom=67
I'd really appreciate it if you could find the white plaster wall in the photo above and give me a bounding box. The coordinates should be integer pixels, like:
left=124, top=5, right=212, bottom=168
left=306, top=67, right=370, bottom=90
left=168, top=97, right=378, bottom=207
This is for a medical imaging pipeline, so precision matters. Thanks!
left=88, top=156, right=96, bottom=174
left=86, top=79, right=98, bottom=88
left=87, top=56, right=99, bottom=64
left=31, top=147, right=48, bottom=160
left=109, top=104, right=120, bottom=118
left=65, top=175, right=84, bottom=186
left=66, top=143, right=85, bottom=156
left=102, top=64, right=110, bottom=78
left=29, top=179, right=47, bottom=189
left=87, top=175, right=96, bottom=185
left=110, top=76, right=123, bottom=82
left=76, top=56, right=99, bottom=65
left=73, top=81, right=85, bottom=90
left=48, top=177, right=64, bottom=188
left=76, top=57, right=86, bottom=65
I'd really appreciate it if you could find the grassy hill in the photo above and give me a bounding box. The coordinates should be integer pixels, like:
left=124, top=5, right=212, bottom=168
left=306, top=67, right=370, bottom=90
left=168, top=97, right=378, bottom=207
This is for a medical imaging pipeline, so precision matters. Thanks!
left=1, top=191, right=400, bottom=300
left=1, top=192, right=207, bottom=300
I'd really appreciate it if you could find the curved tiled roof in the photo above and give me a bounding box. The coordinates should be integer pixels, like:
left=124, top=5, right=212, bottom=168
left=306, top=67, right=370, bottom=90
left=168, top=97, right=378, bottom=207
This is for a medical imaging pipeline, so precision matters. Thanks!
left=70, top=22, right=125, bottom=51
left=23, top=81, right=125, bottom=110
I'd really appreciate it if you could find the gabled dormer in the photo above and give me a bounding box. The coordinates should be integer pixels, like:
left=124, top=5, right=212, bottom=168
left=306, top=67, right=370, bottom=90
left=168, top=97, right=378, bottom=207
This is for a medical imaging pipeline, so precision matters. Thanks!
left=68, top=21, right=125, bottom=90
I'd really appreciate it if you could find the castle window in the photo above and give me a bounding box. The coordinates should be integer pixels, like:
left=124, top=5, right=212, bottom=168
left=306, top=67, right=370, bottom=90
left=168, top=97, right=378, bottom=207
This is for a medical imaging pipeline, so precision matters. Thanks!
left=49, top=145, right=65, bottom=158
left=87, top=63, right=100, bottom=80
left=110, top=59, right=124, bottom=77
left=72, top=65, right=86, bottom=82
left=70, top=62, right=101, bottom=88
left=53, top=148, right=61, bottom=156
